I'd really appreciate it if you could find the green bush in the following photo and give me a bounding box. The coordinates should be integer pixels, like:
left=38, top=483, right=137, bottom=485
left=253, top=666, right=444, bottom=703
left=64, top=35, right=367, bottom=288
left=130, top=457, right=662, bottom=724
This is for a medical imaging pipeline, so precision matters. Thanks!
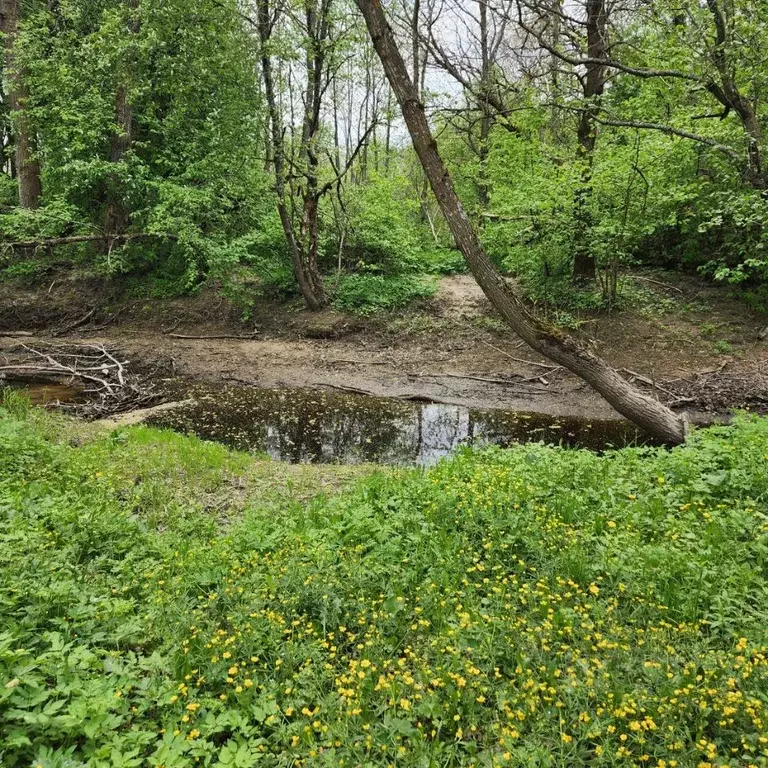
left=340, top=173, right=434, bottom=274
left=332, top=273, right=437, bottom=315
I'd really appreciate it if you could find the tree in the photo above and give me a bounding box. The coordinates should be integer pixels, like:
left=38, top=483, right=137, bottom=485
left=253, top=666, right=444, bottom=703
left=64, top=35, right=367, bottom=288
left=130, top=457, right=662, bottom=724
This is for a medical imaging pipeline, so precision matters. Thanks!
left=104, top=0, right=140, bottom=237
left=572, top=0, right=606, bottom=281
left=353, top=0, right=687, bottom=444
left=255, top=0, right=377, bottom=310
left=0, top=0, right=41, bottom=208
left=518, top=0, right=767, bottom=191
left=511, top=0, right=608, bottom=281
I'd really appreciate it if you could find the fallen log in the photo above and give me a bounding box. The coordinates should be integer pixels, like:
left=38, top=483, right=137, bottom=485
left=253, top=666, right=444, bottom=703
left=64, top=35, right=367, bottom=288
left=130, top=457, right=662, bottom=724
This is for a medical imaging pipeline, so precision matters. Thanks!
left=409, top=371, right=556, bottom=393
left=321, top=381, right=465, bottom=406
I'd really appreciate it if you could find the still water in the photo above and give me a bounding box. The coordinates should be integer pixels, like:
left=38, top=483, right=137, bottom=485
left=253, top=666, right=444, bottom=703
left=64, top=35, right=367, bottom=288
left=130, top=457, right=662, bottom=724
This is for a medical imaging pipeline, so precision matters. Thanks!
left=147, top=387, right=653, bottom=465
left=2, top=377, right=84, bottom=405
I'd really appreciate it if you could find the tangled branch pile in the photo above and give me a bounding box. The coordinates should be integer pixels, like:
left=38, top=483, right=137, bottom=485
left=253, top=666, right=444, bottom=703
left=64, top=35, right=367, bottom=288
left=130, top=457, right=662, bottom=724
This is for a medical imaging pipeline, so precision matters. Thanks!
left=0, top=342, right=158, bottom=417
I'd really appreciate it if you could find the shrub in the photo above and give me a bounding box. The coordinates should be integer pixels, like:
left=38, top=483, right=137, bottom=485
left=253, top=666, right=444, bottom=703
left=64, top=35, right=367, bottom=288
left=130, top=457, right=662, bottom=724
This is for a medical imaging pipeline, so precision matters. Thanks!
left=332, top=273, right=437, bottom=315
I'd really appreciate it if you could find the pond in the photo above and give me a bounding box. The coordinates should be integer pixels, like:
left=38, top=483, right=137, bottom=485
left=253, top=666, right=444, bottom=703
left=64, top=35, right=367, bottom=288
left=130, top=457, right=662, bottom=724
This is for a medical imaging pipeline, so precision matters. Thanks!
left=2, top=377, right=84, bottom=406
left=146, top=386, right=655, bottom=465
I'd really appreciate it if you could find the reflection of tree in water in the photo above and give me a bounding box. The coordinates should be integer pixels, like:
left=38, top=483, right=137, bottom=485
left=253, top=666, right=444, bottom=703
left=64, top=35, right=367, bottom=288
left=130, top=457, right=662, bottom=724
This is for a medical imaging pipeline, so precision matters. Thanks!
left=415, top=405, right=474, bottom=464
left=148, top=387, right=654, bottom=465
left=152, top=389, right=417, bottom=463
left=472, top=410, right=649, bottom=452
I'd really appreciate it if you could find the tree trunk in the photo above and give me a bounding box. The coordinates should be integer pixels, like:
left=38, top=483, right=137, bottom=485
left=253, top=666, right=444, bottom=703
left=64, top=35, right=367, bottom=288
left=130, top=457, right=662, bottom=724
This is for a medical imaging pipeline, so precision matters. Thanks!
left=353, top=0, right=687, bottom=444
left=477, top=0, right=492, bottom=210
left=572, top=0, right=606, bottom=282
left=256, top=0, right=325, bottom=311
left=704, top=0, right=765, bottom=189
left=299, top=0, right=329, bottom=304
left=103, top=85, right=133, bottom=235
left=1, top=0, right=41, bottom=209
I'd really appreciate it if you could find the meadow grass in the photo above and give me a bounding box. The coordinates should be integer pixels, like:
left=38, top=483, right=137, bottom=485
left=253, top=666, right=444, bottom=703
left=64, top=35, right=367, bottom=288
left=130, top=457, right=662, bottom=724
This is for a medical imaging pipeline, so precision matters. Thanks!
left=1, top=392, right=767, bottom=767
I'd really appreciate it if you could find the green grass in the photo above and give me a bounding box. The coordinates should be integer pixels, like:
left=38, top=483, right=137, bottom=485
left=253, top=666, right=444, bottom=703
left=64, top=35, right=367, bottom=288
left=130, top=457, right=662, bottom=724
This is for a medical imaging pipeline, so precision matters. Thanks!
left=1, top=393, right=768, bottom=767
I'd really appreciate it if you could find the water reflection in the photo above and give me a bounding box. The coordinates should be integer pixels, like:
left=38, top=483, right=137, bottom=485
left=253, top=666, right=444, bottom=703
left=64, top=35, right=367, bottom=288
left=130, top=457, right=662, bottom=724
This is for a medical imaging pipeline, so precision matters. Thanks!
left=2, top=377, right=84, bottom=405
left=148, top=387, right=654, bottom=465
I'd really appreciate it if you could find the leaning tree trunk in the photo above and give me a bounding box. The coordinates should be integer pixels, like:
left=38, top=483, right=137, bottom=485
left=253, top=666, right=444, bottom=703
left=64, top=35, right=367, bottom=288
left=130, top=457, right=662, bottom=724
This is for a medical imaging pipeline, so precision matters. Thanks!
left=353, top=0, right=686, bottom=444
left=1, top=0, right=41, bottom=209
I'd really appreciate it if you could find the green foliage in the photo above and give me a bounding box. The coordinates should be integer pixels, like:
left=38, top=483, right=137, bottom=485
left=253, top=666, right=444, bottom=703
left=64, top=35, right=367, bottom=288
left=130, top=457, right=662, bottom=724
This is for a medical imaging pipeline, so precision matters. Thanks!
left=332, top=273, right=437, bottom=315
left=3, top=0, right=768, bottom=311
left=2, top=0, right=278, bottom=292
left=339, top=173, right=434, bottom=275
left=419, top=247, right=467, bottom=276
left=2, top=406, right=768, bottom=766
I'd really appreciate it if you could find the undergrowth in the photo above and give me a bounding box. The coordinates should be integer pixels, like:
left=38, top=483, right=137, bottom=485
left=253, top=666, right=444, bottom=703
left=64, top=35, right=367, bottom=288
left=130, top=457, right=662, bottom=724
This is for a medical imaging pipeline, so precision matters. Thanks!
left=1, top=395, right=768, bottom=767
left=332, top=274, right=438, bottom=316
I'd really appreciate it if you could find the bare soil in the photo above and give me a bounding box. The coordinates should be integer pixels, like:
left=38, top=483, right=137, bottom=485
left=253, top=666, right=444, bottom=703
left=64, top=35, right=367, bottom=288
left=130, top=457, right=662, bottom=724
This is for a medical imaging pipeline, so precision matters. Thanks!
left=1, top=272, right=766, bottom=419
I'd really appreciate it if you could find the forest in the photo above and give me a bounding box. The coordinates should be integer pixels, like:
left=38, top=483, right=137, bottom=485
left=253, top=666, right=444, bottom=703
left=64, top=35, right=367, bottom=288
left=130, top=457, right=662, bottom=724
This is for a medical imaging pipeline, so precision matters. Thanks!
left=1, top=0, right=768, bottom=765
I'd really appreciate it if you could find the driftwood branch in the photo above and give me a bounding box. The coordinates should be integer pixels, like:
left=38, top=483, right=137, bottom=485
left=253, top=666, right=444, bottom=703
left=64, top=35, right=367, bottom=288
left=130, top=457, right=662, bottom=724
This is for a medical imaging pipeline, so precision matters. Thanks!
left=619, top=368, right=676, bottom=397
left=167, top=332, right=260, bottom=341
left=479, top=339, right=563, bottom=370
left=409, top=371, right=556, bottom=393
left=630, top=275, right=684, bottom=294
left=1, top=341, right=158, bottom=416
left=54, top=308, right=96, bottom=337
left=320, top=381, right=465, bottom=406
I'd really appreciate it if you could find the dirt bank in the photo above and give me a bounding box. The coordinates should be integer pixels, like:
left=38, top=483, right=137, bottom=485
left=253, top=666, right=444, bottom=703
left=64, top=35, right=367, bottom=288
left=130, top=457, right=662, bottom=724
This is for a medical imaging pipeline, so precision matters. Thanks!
left=1, top=273, right=766, bottom=418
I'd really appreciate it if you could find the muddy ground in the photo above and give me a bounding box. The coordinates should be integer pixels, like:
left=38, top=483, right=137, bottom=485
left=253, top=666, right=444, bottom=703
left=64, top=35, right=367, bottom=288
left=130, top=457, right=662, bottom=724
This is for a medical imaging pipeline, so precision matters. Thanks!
left=1, top=271, right=767, bottom=419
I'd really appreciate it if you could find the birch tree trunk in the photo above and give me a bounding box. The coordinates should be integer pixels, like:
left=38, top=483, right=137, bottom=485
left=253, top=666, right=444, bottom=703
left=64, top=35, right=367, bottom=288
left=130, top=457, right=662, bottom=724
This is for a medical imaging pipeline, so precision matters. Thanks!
left=353, top=0, right=687, bottom=444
